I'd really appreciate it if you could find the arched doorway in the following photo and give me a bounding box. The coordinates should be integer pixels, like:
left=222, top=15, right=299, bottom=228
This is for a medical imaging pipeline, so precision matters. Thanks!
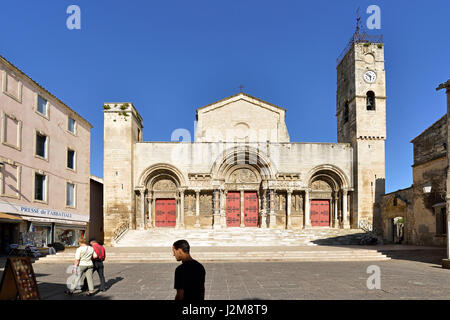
left=212, top=146, right=275, bottom=228
left=391, top=217, right=404, bottom=244
left=310, top=179, right=334, bottom=227
left=307, top=166, right=349, bottom=228
left=140, top=164, right=185, bottom=229
left=224, top=166, right=261, bottom=227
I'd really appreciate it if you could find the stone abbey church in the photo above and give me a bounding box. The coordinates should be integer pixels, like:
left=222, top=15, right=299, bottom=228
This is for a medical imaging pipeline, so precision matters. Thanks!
left=103, top=34, right=386, bottom=245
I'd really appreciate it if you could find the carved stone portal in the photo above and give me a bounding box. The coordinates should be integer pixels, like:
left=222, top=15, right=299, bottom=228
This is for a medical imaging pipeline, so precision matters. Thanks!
left=311, top=180, right=333, bottom=191
left=153, top=179, right=177, bottom=191
left=229, top=168, right=258, bottom=183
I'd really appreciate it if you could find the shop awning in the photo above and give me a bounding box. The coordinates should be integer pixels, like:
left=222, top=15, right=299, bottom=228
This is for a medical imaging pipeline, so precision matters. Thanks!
left=0, top=212, right=24, bottom=222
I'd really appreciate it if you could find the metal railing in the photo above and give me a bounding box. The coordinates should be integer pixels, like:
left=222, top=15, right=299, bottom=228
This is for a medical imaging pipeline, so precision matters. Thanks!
left=337, top=31, right=384, bottom=65
left=112, top=221, right=130, bottom=243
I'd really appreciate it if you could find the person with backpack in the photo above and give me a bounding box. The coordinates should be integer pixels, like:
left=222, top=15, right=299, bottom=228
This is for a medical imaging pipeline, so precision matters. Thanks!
left=65, top=237, right=97, bottom=296
left=90, top=239, right=107, bottom=292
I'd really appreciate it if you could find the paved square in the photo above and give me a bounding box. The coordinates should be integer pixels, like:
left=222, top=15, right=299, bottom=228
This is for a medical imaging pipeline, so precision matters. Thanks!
left=1, top=250, right=448, bottom=300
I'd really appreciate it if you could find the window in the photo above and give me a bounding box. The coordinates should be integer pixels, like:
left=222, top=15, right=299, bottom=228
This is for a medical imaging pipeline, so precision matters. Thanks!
left=55, top=227, right=85, bottom=246
left=37, top=95, right=48, bottom=116
left=36, top=132, right=47, bottom=158
left=66, top=182, right=75, bottom=207
left=1, top=112, right=22, bottom=150
left=366, top=91, right=376, bottom=110
left=68, top=117, right=76, bottom=133
left=1, top=162, right=20, bottom=198
left=2, top=71, right=22, bottom=102
left=67, top=149, right=75, bottom=170
left=343, top=102, right=349, bottom=123
left=34, top=173, right=46, bottom=201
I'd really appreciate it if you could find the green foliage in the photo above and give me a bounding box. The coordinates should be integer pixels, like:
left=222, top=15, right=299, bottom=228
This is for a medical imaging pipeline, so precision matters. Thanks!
left=120, top=103, right=129, bottom=110
left=377, top=43, right=383, bottom=49
left=103, top=104, right=111, bottom=110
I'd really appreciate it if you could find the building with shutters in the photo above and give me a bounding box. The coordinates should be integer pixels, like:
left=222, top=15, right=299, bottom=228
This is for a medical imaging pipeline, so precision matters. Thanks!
left=0, top=55, right=92, bottom=253
left=103, top=30, right=387, bottom=246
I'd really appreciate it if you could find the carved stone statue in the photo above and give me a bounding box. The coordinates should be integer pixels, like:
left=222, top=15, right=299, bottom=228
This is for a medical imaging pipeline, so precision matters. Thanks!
left=229, top=168, right=258, bottom=183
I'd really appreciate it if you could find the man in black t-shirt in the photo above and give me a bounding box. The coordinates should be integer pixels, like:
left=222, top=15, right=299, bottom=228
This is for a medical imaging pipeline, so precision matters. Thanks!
left=173, top=239, right=206, bottom=301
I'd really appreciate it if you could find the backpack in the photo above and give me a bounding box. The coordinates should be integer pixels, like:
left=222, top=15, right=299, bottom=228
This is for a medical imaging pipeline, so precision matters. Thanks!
left=93, top=243, right=105, bottom=261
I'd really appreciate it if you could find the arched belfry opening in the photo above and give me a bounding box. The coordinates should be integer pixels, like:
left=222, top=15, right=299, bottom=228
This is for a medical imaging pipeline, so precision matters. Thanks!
left=366, top=91, right=376, bottom=110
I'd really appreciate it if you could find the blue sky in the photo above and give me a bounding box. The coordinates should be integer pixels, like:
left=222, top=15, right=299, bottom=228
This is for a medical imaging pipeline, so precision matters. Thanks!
left=1, top=0, right=449, bottom=193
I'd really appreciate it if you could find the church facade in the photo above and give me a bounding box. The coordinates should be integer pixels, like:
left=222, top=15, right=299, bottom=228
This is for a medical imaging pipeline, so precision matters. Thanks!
left=102, top=37, right=387, bottom=245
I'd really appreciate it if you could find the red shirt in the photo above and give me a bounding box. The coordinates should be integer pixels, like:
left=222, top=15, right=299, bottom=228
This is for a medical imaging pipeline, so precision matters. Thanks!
left=92, top=243, right=106, bottom=261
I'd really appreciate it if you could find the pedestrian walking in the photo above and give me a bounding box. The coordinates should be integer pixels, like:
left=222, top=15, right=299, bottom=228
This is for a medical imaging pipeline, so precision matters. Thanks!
left=90, top=239, right=107, bottom=291
left=65, top=237, right=97, bottom=296
left=172, top=239, right=205, bottom=301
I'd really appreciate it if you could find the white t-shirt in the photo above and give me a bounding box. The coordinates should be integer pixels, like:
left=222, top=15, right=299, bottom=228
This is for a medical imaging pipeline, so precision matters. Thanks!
left=75, top=245, right=94, bottom=267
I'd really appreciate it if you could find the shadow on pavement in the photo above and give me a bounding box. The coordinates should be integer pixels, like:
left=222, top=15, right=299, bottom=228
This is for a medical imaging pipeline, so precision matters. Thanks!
left=38, top=282, right=112, bottom=300
left=378, top=249, right=446, bottom=265
left=312, top=235, right=446, bottom=265
left=103, top=276, right=124, bottom=291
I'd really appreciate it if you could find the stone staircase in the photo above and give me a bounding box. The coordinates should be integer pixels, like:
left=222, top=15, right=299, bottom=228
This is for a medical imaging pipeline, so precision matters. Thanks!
left=34, top=246, right=389, bottom=263
left=34, top=228, right=391, bottom=263
left=114, top=227, right=372, bottom=247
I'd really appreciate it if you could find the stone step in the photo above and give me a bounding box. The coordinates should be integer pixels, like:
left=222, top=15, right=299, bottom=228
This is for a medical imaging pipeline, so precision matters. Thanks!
left=35, top=256, right=390, bottom=263
left=114, top=228, right=371, bottom=245
left=35, top=247, right=390, bottom=263
left=40, top=253, right=387, bottom=260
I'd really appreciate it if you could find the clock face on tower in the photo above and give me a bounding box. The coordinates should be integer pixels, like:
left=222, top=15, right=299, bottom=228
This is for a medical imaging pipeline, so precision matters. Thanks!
left=364, top=70, right=377, bottom=83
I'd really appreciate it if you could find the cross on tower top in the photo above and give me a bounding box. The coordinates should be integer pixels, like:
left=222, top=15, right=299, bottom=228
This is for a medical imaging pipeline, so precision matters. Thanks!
left=238, top=85, right=244, bottom=93
left=356, top=6, right=362, bottom=34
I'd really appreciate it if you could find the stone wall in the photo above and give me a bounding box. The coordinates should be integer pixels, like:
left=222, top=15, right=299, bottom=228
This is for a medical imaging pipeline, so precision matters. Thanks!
left=412, top=115, right=447, bottom=166
left=381, top=187, right=413, bottom=244
left=133, top=142, right=353, bottom=188
left=383, top=114, right=448, bottom=247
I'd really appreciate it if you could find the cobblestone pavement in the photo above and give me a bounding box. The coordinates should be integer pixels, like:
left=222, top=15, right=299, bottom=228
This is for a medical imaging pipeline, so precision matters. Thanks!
left=2, top=252, right=448, bottom=300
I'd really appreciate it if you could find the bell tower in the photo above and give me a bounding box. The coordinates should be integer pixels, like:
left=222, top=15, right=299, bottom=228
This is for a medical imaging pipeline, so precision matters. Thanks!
left=336, top=26, right=386, bottom=230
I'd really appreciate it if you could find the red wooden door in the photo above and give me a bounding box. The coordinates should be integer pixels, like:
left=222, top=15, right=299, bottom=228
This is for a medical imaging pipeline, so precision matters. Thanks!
left=244, top=191, right=258, bottom=227
left=155, top=199, right=176, bottom=227
left=310, top=200, right=330, bottom=226
left=226, top=192, right=241, bottom=227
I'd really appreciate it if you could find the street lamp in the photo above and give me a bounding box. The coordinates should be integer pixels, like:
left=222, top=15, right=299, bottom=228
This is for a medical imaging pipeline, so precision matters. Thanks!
left=423, top=182, right=432, bottom=194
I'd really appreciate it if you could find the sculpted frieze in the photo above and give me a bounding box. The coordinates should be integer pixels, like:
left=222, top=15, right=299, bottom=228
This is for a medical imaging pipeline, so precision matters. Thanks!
left=268, top=180, right=302, bottom=189
left=311, top=180, right=333, bottom=191
left=153, top=179, right=177, bottom=191
left=229, top=168, right=258, bottom=183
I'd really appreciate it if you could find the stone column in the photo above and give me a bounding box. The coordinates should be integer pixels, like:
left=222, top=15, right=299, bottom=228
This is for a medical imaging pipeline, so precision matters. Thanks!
left=221, top=190, right=227, bottom=227
left=286, top=189, right=292, bottom=229
left=147, top=193, right=153, bottom=228
left=342, top=188, right=350, bottom=229
left=141, top=189, right=146, bottom=230
left=135, top=187, right=146, bottom=230
left=152, top=194, right=156, bottom=227
left=304, top=189, right=311, bottom=228
left=175, top=197, right=180, bottom=229
left=269, top=189, right=276, bottom=228
left=195, top=190, right=200, bottom=228
left=334, top=191, right=339, bottom=228
left=347, top=191, right=351, bottom=229
left=261, top=189, right=268, bottom=228
left=142, top=188, right=148, bottom=230
left=179, top=189, right=185, bottom=229
left=240, top=190, right=245, bottom=227
left=213, top=189, right=221, bottom=229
